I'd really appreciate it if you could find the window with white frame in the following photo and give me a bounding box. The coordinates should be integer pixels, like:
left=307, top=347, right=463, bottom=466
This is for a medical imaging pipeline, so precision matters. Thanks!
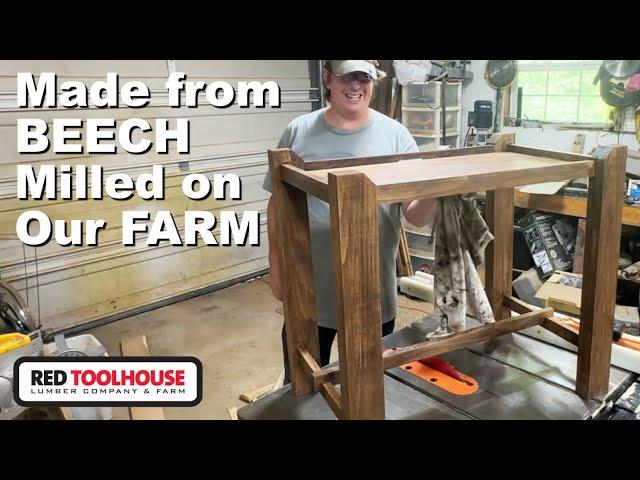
left=512, top=60, right=610, bottom=125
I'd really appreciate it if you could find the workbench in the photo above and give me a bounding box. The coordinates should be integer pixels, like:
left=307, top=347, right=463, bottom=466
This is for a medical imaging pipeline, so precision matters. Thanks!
left=264, top=134, right=629, bottom=419
left=509, top=145, right=640, bottom=228
left=512, top=162, right=640, bottom=286
left=514, top=191, right=640, bottom=227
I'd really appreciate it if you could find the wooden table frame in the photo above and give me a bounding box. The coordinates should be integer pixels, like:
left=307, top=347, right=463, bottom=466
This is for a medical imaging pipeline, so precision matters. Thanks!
left=268, top=133, right=627, bottom=419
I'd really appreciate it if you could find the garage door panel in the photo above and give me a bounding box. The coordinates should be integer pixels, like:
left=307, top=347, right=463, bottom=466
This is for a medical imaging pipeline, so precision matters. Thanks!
left=41, top=255, right=269, bottom=334
left=0, top=122, right=158, bottom=166
left=173, top=60, right=308, bottom=78
left=0, top=174, right=268, bottom=246
left=0, top=138, right=281, bottom=189
left=0, top=107, right=306, bottom=168
left=15, top=221, right=268, bottom=327
left=0, top=60, right=169, bottom=78
left=5, top=207, right=267, bottom=286
left=0, top=162, right=267, bottom=220
left=0, top=96, right=310, bottom=126
left=0, top=60, right=311, bottom=331
left=184, top=110, right=308, bottom=148
left=0, top=199, right=268, bottom=278
left=0, top=169, right=268, bottom=265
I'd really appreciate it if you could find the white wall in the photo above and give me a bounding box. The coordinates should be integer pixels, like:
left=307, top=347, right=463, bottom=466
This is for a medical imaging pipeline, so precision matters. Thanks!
left=462, top=60, right=638, bottom=166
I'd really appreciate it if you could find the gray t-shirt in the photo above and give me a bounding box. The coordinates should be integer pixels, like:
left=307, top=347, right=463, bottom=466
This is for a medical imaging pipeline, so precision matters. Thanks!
left=264, top=108, right=418, bottom=329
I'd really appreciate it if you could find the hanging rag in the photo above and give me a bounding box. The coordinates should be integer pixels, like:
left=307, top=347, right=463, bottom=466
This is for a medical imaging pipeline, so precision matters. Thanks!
left=433, top=194, right=495, bottom=331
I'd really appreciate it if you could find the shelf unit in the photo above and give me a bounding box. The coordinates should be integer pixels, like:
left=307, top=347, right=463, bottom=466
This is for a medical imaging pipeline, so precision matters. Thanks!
left=514, top=185, right=640, bottom=291
left=514, top=190, right=640, bottom=227
left=401, top=215, right=434, bottom=274
left=401, top=80, right=463, bottom=151
left=268, top=135, right=627, bottom=419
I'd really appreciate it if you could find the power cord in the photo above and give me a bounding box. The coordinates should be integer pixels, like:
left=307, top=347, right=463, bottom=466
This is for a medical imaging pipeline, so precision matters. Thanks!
left=463, top=126, right=474, bottom=147
left=399, top=305, right=433, bottom=315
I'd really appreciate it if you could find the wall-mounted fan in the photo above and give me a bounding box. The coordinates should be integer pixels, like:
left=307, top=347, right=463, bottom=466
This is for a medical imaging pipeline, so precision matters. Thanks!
left=485, top=60, right=518, bottom=132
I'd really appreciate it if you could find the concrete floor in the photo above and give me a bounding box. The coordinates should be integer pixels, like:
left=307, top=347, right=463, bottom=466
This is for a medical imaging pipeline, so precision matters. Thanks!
left=86, top=275, right=433, bottom=420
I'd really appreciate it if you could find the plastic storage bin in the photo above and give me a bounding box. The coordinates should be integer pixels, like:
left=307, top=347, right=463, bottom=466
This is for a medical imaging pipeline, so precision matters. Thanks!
left=402, top=81, right=461, bottom=108
left=444, top=109, right=460, bottom=133
left=402, top=107, right=460, bottom=135
left=403, top=109, right=438, bottom=134
left=403, top=82, right=437, bottom=107
left=414, top=134, right=459, bottom=151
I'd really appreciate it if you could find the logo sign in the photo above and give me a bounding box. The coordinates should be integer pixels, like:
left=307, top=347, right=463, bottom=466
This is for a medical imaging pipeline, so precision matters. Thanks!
left=14, top=357, right=202, bottom=407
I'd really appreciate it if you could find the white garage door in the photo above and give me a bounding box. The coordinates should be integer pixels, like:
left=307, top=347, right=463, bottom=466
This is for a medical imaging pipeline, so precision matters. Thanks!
left=0, top=60, right=317, bottom=335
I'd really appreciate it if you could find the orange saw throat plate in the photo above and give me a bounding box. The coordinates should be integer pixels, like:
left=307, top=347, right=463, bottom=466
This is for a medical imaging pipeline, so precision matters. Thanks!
left=400, top=361, right=479, bottom=395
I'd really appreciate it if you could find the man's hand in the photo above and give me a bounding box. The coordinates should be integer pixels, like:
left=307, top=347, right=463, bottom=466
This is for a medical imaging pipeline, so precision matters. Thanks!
left=401, top=198, right=437, bottom=228
left=267, top=197, right=283, bottom=301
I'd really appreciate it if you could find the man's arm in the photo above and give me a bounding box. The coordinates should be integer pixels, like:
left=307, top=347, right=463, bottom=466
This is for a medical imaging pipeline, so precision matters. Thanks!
left=398, top=128, right=438, bottom=227
left=267, top=197, right=283, bottom=301
left=401, top=198, right=437, bottom=228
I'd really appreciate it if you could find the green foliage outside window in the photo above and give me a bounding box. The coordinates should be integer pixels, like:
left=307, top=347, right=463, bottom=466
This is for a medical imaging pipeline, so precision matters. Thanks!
left=515, top=61, right=609, bottom=124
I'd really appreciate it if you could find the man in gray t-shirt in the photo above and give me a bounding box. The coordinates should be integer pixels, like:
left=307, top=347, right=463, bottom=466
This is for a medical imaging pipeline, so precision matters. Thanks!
left=265, top=61, right=437, bottom=382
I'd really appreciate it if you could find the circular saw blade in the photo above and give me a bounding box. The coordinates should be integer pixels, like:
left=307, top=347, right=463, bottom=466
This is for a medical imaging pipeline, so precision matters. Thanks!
left=604, top=60, right=640, bottom=79
left=56, top=350, right=88, bottom=357
left=0, top=280, right=35, bottom=334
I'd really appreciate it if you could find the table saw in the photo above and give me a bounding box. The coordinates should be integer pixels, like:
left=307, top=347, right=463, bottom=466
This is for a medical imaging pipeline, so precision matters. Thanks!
left=238, top=318, right=639, bottom=420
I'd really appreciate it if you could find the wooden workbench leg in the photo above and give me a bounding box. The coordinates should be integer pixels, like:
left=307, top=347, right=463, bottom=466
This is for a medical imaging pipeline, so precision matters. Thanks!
left=485, top=133, right=515, bottom=320
left=577, top=145, right=626, bottom=399
left=328, top=171, right=385, bottom=420
left=268, top=149, right=319, bottom=396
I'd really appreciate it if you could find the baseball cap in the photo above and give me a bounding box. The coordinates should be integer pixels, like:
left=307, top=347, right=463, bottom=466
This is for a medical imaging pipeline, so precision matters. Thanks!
left=329, top=60, right=380, bottom=80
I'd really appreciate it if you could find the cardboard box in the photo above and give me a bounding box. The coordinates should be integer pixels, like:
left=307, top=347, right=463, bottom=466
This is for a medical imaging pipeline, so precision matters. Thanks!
left=535, top=271, right=582, bottom=315
left=517, top=211, right=573, bottom=278
left=535, top=271, right=639, bottom=323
